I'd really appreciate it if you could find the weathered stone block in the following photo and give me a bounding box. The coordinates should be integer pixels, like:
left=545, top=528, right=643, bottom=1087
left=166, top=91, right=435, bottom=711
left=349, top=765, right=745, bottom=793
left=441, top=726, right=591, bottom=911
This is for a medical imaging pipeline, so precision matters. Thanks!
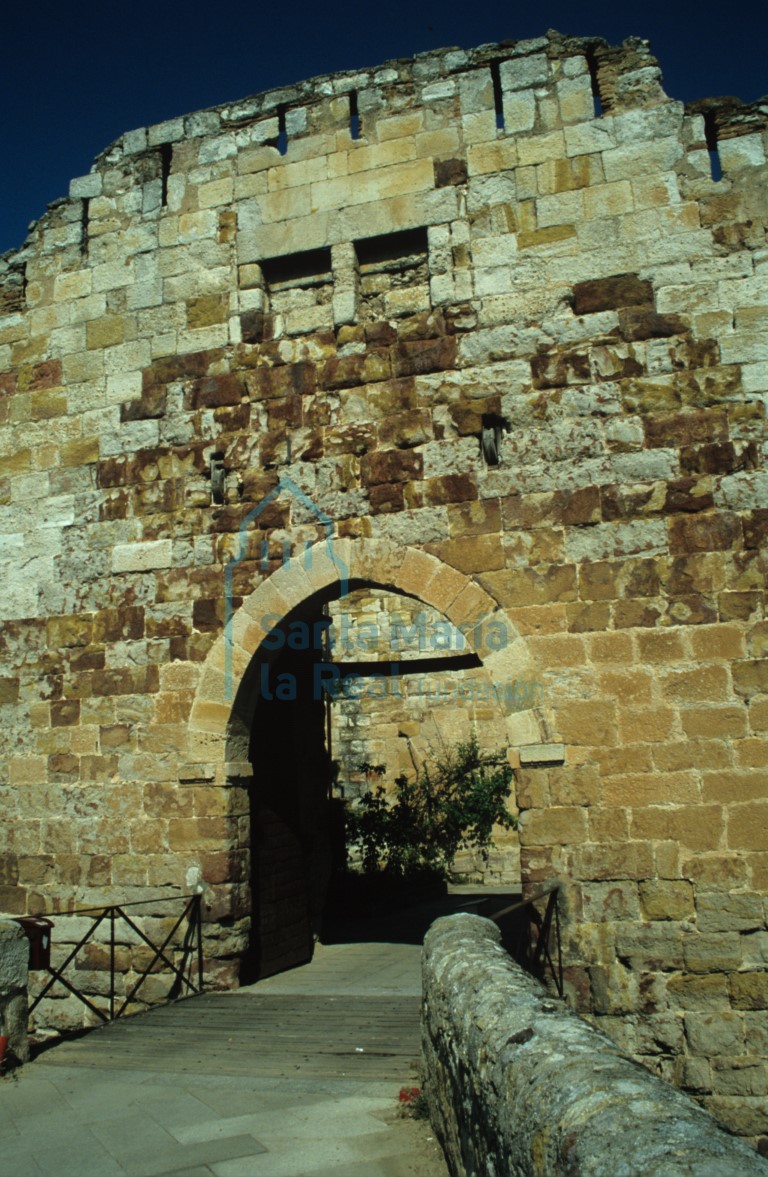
left=572, top=273, right=653, bottom=315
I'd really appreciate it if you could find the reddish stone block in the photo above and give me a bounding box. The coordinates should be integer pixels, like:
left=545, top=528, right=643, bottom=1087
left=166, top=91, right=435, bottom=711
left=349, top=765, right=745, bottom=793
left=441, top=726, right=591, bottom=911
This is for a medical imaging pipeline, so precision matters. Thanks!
left=369, top=482, right=405, bottom=513
left=50, top=700, right=80, bottom=727
left=531, top=348, right=591, bottom=389
left=93, top=606, right=145, bottom=643
left=319, top=350, right=392, bottom=390
left=448, top=397, right=501, bottom=435
left=193, top=599, right=225, bottom=631
left=391, top=336, right=457, bottom=378
left=248, top=361, right=317, bottom=399
left=97, top=457, right=128, bottom=488
left=120, top=384, right=167, bottom=422
left=434, top=157, right=468, bottom=187
left=361, top=449, right=423, bottom=486
left=240, top=311, right=274, bottom=343
left=424, top=473, right=478, bottom=505
left=572, top=273, right=653, bottom=315
left=744, top=509, right=768, bottom=550
left=601, top=483, right=658, bottom=521
left=185, top=374, right=246, bottom=409
left=618, top=307, right=687, bottom=341
left=645, top=409, right=728, bottom=449
left=145, top=349, right=222, bottom=385
left=22, top=359, right=63, bottom=392
left=364, top=321, right=398, bottom=345
left=664, top=478, right=715, bottom=513
left=681, top=441, right=758, bottom=475
left=669, top=512, right=742, bottom=553
left=395, top=311, right=446, bottom=342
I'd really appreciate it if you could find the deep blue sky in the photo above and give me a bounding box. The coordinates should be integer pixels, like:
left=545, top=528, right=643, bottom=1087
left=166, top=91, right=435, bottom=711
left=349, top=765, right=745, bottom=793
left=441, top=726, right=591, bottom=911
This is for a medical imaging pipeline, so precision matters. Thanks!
left=2, top=1, right=766, bottom=257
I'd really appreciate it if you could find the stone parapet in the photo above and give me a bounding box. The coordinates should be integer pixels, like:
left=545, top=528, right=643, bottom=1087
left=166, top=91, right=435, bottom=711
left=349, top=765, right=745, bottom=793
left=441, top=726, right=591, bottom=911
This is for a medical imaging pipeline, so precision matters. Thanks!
left=422, top=913, right=768, bottom=1176
left=0, top=921, right=29, bottom=1063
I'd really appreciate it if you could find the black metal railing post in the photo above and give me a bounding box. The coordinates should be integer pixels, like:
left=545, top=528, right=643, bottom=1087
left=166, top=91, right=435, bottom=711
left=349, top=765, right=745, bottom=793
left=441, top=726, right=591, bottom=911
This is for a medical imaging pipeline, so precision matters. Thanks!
left=109, top=906, right=116, bottom=1022
left=485, top=884, right=564, bottom=998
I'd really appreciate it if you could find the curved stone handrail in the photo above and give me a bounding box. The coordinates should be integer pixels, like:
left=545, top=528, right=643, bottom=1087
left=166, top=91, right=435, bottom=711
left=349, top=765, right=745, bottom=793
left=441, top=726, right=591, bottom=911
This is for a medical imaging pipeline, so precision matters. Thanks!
left=422, top=914, right=768, bottom=1177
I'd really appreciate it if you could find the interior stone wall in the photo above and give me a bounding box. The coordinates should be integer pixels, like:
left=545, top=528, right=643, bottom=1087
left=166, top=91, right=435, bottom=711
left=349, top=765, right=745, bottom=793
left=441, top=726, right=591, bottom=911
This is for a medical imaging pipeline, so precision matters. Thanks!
left=0, top=29, right=766, bottom=1138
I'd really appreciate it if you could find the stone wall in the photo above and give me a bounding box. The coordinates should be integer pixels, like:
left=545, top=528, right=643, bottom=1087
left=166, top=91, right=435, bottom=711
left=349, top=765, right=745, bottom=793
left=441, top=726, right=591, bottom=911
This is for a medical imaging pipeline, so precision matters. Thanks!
left=0, top=28, right=766, bottom=1131
left=0, top=922, right=29, bottom=1063
left=422, top=913, right=768, bottom=1175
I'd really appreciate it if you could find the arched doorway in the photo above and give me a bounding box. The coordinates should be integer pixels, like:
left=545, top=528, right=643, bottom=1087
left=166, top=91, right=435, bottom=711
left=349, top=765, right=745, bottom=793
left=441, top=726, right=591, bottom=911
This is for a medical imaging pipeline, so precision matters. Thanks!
left=187, top=538, right=546, bottom=982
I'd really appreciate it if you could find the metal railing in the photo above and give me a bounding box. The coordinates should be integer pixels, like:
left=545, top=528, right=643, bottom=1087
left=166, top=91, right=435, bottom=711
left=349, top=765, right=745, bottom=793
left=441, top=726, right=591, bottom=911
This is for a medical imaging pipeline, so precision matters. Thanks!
left=486, top=885, right=564, bottom=997
left=28, top=893, right=204, bottom=1023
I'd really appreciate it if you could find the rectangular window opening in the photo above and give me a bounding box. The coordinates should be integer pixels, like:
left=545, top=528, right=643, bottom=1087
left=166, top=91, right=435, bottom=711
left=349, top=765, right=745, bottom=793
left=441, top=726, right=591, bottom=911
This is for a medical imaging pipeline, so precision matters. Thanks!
left=80, top=197, right=90, bottom=256
left=490, top=60, right=505, bottom=131
left=585, top=48, right=603, bottom=118
left=355, top=227, right=429, bottom=271
left=159, top=143, right=173, bottom=207
left=261, top=247, right=333, bottom=292
left=703, top=111, right=723, bottom=181
left=354, top=227, right=430, bottom=321
left=267, top=105, right=289, bottom=156
left=349, top=90, right=361, bottom=140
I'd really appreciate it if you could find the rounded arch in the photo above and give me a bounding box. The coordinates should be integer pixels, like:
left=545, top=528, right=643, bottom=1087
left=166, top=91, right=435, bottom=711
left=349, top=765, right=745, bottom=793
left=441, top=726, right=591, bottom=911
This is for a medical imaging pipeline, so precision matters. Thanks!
left=188, top=537, right=546, bottom=769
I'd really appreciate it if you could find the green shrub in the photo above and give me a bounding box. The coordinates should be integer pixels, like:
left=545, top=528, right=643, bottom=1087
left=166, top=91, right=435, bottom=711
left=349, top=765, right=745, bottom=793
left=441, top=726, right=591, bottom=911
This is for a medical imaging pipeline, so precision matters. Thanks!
left=346, top=735, right=516, bottom=881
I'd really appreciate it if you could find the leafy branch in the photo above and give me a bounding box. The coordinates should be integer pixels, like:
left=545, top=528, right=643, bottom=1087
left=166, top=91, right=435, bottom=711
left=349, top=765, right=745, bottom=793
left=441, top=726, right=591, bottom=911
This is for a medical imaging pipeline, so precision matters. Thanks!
left=345, top=734, right=516, bottom=880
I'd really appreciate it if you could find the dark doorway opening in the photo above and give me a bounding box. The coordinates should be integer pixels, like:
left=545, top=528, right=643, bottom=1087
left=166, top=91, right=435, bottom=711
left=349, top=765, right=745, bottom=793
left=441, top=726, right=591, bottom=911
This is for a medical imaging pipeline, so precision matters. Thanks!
left=240, top=604, right=341, bottom=983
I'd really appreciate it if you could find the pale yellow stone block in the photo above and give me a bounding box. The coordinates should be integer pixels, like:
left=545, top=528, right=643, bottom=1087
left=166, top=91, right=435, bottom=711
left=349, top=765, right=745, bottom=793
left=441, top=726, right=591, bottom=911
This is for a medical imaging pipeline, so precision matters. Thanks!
left=256, top=185, right=312, bottom=223
left=62, top=350, right=104, bottom=383
left=376, top=111, right=425, bottom=141
left=277, top=131, right=336, bottom=164
left=160, top=662, right=201, bottom=691
left=69, top=293, right=108, bottom=324
left=237, top=145, right=278, bottom=175
left=88, top=217, right=122, bottom=239
left=327, top=151, right=350, bottom=178
left=631, top=174, right=677, bottom=210
left=234, top=172, right=269, bottom=200
left=502, top=92, right=536, bottom=134
left=28, top=306, right=60, bottom=337
left=445, top=583, right=498, bottom=634
left=536, top=154, right=603, bottom=195
left=504, top=709, right=543, bottom=743
left=71, top=727, right=99, bottom=755
left=517, top=131, right=567, bottom=167
left=311, top=159, right=433, bottom=214
left=86, top=315, right=126, bottom=350
left=564, top=120, right=616, bottom=157
left=383, top=286, right=430, bottom=317
left=178, top=210, right=218, bottom=242
left=415, top=128, right=461, bottom=157
left=347, top=138, right=417, bottom=174
left=461, top=110, right=497, bottom=144
left=9, top=756, right=47, bottom=785
left=582, top=180, right=634, bottom=220
left=267, top=155, right=329, bottom=192
left=557, top=76, right=594, bottom=125
left=394, top=548, right=442, bottom=599
left=467, top=140, right=518, bottom=177
left=53, top=270, right=92, bottom=302
left=536, top=189, right=584, bottom=228
left=198, top=177, right=234, bottom=208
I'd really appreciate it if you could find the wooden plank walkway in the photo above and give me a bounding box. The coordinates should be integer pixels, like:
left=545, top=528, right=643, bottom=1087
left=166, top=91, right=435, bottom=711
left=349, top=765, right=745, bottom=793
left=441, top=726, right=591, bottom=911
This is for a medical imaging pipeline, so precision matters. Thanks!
left=35, top=991, right=423, bottom=1082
